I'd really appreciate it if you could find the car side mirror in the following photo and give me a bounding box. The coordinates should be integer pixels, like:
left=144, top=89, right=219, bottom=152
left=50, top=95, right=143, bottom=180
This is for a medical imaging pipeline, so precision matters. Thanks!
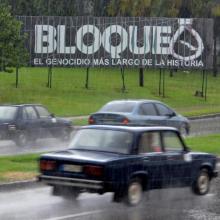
left=165, top=112, right=175, bottom=118
left=184, top=146, right=190, bottom=153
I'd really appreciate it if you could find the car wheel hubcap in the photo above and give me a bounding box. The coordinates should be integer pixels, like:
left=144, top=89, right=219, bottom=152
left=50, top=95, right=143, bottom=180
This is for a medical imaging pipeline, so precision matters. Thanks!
left=19, top=133, right=27, bottom=145
left=180, top=126, right=187, bottom=137
left=198, top=173, right=209, bottom=194
left=128, top=182, right=142, bottom=205
left=62, top=130, right=69, bottom=141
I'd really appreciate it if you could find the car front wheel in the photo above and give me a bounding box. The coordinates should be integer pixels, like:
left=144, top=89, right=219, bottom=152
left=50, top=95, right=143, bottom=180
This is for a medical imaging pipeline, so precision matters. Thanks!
left=192, top=169, right=210, bottom=195
left=124, top=178, right=143, bottom=206
left=179, top=125, right=188, bottom=137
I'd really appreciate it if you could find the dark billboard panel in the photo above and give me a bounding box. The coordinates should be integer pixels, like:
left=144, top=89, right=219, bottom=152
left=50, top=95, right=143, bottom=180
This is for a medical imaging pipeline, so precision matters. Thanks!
left=18, top=16, right=214, bottom=69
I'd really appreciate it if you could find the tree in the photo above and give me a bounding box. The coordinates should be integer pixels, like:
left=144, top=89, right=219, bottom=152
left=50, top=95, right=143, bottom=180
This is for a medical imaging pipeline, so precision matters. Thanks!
left=0, top=4, right=28, bottom=72
left=106, top=0, right=220, bottom=18
left=212, top=2, right=220, bottom=17
left=106, top=0, right=182, bottom=17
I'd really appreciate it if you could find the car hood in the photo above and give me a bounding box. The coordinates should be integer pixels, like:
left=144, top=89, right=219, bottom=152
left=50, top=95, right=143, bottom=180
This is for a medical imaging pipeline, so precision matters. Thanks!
left=41, top=149, right=128, bottom=164
left=177, top=114, right=189, bottom=122
left=54, top=117, right=72, bottom=125
left=190, top=151, right=216, bottom=159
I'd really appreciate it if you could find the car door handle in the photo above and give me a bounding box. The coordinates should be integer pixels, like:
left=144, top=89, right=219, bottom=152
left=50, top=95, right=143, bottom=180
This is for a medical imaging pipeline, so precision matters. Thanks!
left=167, top=156, right=176, bottom=160
left=143, top=158, right=149, bottom=163
left=167, top=155, right=180, bottom=160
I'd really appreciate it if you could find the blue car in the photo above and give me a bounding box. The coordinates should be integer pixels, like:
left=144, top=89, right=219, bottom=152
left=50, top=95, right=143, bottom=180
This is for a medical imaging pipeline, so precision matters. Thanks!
left=39, top=125, right=218, bottom=206
left=88, top=100, right=190, bottom=135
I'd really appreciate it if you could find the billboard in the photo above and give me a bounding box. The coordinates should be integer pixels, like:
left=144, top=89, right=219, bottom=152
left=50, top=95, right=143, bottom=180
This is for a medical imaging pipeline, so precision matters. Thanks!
left=18, top=16, right=214, bottom=69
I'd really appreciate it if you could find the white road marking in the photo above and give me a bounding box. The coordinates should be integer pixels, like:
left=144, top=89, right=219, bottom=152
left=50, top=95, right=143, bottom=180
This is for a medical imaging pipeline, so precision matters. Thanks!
left=205, top=193, right=216, bottom=197
left=44, top=210, right=104, bottom=220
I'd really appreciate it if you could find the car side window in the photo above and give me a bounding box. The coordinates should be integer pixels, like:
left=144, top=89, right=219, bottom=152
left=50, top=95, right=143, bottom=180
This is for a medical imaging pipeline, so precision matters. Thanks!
left=163, top=131, right=184, bottom=152
left=22, top=108, right=28, bottom=120
left=138, top=132, right=162, bottom=153
left=23, top=106, right=38, bottom=120
left=138, top=103, right=157, bottom=116
left=156, top=104, right=173, bottom=116
left=35, top=106, right=50, bottom=118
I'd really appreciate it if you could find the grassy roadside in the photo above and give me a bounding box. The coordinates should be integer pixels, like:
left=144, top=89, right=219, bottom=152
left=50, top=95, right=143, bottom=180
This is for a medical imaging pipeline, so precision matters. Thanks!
left=185, top=134, right=220, bottom=155
left=73, top=117, right=88, bottom=126
left=0, top=67, right=220, bottom=117
left=0, top=154, right=40, bottom=183
left=0, top=134, right=219, bottom=183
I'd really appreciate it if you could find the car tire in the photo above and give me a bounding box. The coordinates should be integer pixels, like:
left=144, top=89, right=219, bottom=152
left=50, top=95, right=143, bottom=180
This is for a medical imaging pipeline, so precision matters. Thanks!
left=124, top=178, right=143, bottom=206
left=14, top=131, right=29, bottom=147
left=0, top=130, right=6, bottom=140
left=113, top=190, right=124, bottom=203
left=192, top=169, right=210, bottom=195
left=59, top=128, right=71, bottom=142
left=179, top=125, right=188, bottom=137
left=52, top=186, right=79, bottom=200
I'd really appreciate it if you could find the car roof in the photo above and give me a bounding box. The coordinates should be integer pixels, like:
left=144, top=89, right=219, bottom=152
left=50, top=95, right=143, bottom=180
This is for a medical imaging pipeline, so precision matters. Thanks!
left=106, top=99, right=162, bottom=103
left=105, top=99, right=164, bottom=105
left=81, top=125, right=178, bottom=133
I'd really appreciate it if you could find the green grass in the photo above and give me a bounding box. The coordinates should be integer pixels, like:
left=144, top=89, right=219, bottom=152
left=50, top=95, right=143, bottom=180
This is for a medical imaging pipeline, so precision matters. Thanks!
left=0, top=154, right=40, bottom=182
left=185, top=134, right=220, bottom=155
left=0, top=67, right=220, bottom=117
left=0, top=134, right=219, bottom=183
left=72, top=117, right=88, bottom=126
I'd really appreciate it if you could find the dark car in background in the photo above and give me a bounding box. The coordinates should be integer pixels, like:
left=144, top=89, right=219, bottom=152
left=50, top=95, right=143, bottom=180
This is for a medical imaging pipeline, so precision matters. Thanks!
left=0, top=104, right=73, bottom=146
left=39, top=125, right=218, bottom=206
left=88, top=100, right=190, bottom=135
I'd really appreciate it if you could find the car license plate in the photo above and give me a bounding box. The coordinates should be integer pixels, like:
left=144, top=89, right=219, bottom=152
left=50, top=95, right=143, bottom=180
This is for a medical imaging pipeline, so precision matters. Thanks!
left=62, top=164, right=82, bottom=173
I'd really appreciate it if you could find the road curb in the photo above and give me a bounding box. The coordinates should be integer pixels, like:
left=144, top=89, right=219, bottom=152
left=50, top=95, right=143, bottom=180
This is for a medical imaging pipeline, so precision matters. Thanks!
left=0, top=179, right=43, bottom=192
left=188, top=113, right=220, bottom=120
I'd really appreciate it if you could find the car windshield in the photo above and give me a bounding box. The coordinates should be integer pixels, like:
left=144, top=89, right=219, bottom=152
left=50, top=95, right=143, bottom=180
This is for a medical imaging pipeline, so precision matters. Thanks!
left=100, top=102, right=136, bottom=113
left=0, top=106, right=18, bottom=120
left=69, top=129, right=133, bottom=154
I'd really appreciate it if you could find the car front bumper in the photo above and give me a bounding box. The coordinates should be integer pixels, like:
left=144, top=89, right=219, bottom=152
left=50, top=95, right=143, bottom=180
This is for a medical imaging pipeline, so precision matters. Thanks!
left=39, top=175, right=104, bottom=190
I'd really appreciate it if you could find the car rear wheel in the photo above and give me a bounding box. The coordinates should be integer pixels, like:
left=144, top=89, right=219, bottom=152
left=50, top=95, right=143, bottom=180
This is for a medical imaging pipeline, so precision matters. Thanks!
left=124, top=178, right=143, bottom=206
left=192, top=169, right=210, bottom=195
left=59, top=128, right=71, bottom=142
left=14, top=131, right=29, bottom=147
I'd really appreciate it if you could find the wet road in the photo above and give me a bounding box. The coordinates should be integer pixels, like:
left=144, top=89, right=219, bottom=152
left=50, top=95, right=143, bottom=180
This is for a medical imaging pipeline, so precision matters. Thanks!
left=0, top=128, right=79, bottom=155
left=0, top=138, right=68, bottom=156
left=0, top=170, right=220, bottom=220
left=190, top=116, right=220, bottom=136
